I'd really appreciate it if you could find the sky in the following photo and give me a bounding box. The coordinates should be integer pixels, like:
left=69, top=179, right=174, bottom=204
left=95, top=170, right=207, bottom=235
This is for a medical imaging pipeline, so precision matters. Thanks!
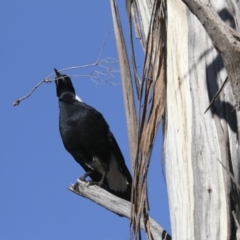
left=1, top=1, right=170, bottom=239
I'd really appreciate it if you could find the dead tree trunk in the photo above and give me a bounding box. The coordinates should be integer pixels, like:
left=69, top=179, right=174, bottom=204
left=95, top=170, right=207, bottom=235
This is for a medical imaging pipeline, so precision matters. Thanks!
left=165, top=0, right=240, bottom=239
left=128, top=0, right=240, bottom=239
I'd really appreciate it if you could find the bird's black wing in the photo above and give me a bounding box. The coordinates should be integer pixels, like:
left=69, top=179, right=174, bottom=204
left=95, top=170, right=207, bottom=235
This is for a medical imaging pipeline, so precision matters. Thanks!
left=108, top=132, right=132, bottom=184
left=107, top=131, right=132, bottom=201
left=81, top=103, right=133, bottom=200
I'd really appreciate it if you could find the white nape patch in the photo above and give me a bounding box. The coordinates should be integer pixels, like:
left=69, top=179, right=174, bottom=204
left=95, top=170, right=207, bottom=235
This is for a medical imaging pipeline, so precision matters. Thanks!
left=75, top=94, right=83, bottom=102
left=106, top=153, right=129, bottom=192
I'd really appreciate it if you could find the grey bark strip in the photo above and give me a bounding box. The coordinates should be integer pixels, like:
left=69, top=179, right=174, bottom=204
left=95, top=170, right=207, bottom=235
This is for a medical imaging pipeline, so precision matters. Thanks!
left=110, top=0, right=138, bottom=170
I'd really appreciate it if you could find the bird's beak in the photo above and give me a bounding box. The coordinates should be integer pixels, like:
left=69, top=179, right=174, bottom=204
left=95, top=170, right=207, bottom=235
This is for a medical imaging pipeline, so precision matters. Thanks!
left=54, top=68, right=62, bottom=78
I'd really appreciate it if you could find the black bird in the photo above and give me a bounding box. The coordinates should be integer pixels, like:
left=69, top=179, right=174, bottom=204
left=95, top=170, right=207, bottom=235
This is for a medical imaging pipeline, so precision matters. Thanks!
left=54, top=68, right=132, bottom=201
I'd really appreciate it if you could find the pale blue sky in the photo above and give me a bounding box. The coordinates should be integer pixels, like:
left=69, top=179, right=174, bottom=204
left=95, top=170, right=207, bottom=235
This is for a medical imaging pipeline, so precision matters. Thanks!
left=1, top=1, right=170, bottom=239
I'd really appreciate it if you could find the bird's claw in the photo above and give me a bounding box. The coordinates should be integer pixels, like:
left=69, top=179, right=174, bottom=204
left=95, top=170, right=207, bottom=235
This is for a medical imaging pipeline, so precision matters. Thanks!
left=87, top=180, right=103, bottom=187
left=73, top=182, right=79, bottom=192
left=87, top=180, right=97, bottom=186
left=79, top=176, right=87, bottom=182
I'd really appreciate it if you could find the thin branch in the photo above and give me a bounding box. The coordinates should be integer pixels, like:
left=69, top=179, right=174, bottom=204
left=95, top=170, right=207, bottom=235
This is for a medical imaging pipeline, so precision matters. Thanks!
left=97, top=31, right=113, bottom=62
left=13, top=32, right=119, bottom=107
left=13, top=78, right=51, bottom=106
left=69, top=180, right=171, bottom=240
left=204, top=77, right=229, bottom=114
left=217, top=158, right=240, bottom=191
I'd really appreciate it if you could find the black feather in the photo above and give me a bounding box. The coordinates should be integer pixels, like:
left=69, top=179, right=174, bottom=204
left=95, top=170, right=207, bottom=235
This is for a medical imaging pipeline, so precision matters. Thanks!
left=54, top=69, right=132, bottom=201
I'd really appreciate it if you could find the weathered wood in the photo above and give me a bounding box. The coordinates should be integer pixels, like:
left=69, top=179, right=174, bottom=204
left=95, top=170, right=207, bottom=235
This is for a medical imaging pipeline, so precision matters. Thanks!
left=165, top=0, right=240, bottom=239
left=126, top=1, right=167, bottom=239
left=233, top=211, right=240, bottom=240
left=182, top=0, right=240, bottom=111
left=110, top=0, right=138, bottom=170
left=69, top=181, right=171, bottom=240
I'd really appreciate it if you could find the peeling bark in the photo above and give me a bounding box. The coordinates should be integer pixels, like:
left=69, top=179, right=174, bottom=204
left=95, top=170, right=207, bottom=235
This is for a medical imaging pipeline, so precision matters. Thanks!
left=182, top=0, right=240, bottom=111
left=165, top=0, right=240, bottom=238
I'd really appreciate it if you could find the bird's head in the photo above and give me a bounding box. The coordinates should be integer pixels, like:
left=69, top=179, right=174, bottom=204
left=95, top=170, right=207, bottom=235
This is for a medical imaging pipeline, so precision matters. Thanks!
left=54, top=68, right=75, bottom=98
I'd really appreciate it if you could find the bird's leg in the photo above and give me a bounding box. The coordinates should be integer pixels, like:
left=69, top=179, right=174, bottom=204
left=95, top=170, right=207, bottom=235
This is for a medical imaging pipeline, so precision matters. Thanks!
left=73, top=170, right=94, bottom=191
left=80, top=170, right=94, bottom=182
left=88, top=169, right=108, bottom=187
left=98, top=169, right=108, bottom=186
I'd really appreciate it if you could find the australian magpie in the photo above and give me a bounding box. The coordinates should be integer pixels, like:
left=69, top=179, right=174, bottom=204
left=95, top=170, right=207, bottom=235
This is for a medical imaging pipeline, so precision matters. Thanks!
left=54, top=68, right=132, bottom=201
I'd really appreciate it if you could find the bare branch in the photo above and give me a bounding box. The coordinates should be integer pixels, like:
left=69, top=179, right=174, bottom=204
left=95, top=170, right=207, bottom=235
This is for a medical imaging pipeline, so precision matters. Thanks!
left=13, top=78, right=51, bottom=106
left=204, top=77, right=229, bottom=114
left=69, top=180, right=171, bottom=240
left=13, top=32, right=119, bottom=107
